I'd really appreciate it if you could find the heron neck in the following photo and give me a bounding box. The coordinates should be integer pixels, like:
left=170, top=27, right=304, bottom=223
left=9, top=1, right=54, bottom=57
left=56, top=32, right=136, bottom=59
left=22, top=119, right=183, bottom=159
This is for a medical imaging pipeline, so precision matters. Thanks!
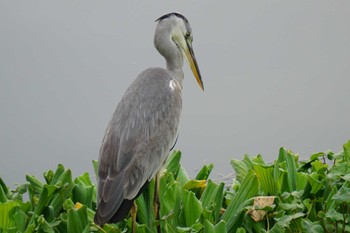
left=162, top=41, right=184, bottom=87
left=154, top=26, right=184, bottom=88
left=166, top=63, right=184, bottom=88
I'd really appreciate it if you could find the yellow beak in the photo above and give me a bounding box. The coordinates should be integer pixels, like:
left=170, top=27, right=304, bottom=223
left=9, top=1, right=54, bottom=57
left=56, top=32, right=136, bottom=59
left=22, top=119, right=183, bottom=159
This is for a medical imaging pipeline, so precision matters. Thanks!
left=183, top=42, right=204, bottom=91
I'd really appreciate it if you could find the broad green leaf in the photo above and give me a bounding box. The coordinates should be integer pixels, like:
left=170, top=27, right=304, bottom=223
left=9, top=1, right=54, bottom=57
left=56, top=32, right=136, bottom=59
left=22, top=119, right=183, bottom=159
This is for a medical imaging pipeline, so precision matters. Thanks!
left=48, top=167, right=75, bottom=217
left=26, top=175, right=44, bottom=194
left=307, top=173, right=323, bottom=194
left=195, top=164, right=214, bottom=180
left=67, top=205, right=88, bottom=233
left=214, top=220, right=227, bottom=233
left=253, top=164, right=277, bottom=195
left=165, top=150, right=181, bottom=178
left=230, top=155, right=254, bottom=183
left=28, top=184, right=57, bottom=225
left=0, top=184, right=7, bottom=203
left=310, top=152, right=326, bottom=161
left=177, top=166, right=190, bottom=187
left=235, top=227, right=246, bottom=233
left=135, top=179, right=155, bottom=230
left=176, top=226, right=193, bottom=232
left=328, top=160, right=350, bottom=178
left=183, top=180, right=207, bottom=191
left=222, top=171, right=259, bottom=232
left=324, top=185, right=337, bottom=211
left=325, top=209, right=343, bottom=222
left=73, top=172, right=95, bottom=208
left=311, top=160, right=328, bottom=174
left=332, top=185, right=350, bottom=203
left=0, top=201, right=18, bottom=229
left=10, top=205, right=27, bottom=232
left=47, top=164, right=66, bottom=185
left=92, top=160, right=98, bottom=181
left=159, top=173, right=181, bottom=232
left=275, top=212, right=305, bottom=228
left=203, top=220, right=226, bottom=233
left=274, top=148, right=298, bottom=193
left=0, top=178, right=9, bottom=203
left=200, top=180, right=224, bottom=222
left=203, top=219, right=215, bottom=233
left=268, top=224, right=284, bottom=233
left=343, top=140, right=350, bottom=161
left=181, top=190, right=202, bottom=227
left=136, top=224, right=148, bottom=233
left=300, top=219, right=324, bottom=233
left=36, top=215, right=55, bottom=233
left=72, top=184, right=94, bottom=208
left=295, top=172, right=308, bottom=191
left=342, top=173, right=350, bottom=181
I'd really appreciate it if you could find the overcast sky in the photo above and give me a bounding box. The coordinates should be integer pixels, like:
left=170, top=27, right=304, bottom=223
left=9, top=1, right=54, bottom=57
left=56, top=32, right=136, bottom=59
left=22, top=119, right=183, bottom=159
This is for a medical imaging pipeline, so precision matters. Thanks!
left=1, top=1, right=349, bottom=186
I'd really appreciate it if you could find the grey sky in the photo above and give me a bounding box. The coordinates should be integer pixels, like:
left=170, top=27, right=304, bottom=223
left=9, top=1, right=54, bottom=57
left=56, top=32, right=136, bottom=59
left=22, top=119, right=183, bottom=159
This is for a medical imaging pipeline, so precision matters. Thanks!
left=1, top=1, right=349, bottom=185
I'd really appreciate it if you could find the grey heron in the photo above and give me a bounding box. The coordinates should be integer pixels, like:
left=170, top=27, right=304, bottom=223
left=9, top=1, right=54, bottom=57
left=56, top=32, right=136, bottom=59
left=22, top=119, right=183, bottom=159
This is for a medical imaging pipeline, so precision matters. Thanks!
left=94, top=12, right=204, bottom=225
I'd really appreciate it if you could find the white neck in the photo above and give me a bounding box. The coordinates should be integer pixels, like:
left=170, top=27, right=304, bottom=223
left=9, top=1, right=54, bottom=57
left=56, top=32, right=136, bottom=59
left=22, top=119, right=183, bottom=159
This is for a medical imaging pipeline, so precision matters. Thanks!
left=154, top=20, right=184, bottom=88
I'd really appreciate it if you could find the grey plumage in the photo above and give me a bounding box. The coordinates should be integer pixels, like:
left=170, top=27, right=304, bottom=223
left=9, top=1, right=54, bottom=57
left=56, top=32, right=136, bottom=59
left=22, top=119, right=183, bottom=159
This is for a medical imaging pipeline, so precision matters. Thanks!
left=94, top=12, right=203, bottom=225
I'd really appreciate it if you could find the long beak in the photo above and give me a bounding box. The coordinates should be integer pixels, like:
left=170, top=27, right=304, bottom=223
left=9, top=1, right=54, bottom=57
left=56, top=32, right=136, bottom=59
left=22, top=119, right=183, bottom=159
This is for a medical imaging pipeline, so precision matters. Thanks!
left=183, top=42, right=204, bottom=91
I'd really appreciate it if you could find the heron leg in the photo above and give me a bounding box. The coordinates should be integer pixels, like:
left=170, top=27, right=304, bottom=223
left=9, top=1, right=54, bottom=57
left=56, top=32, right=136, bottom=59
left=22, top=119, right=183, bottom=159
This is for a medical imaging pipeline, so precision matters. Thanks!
left=131, top=202, right=137, bottom=233
left=154, top=172, right=161, bottom=233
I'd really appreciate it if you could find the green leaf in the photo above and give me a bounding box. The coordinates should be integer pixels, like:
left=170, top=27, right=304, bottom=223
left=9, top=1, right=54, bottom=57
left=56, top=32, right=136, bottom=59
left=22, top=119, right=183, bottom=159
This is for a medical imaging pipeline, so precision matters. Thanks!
left=73, top=172, right=95, bottom=208
left=275, top=212, right=305, bottom=228
left=195, top=164, right=214, bottom=180
left=311, top=160, right=328, bottom=174
left=235, top=227, right=246, bottom=233
left=37, top=215, right=55, bottom=233
left=307, top=173, right=323, bottom=194
left=203, top=219, right=226, bottom=233
left=268, top=224, right=285, bottom=233
left=214, top=220, right=227, bottom=233
left=332, top=186, right=350, bottom=203
left=67, top=205, right=88, bottom=233
left=165, top=150, right=182, bottom=177
left=177, top=166, right=190, bottom=187
left=343, top=140, right=350, bottom=161
left=203, top=219, right=215, bottom=233
left=135, top=179, right=155, bottom=230
left=48, top=167, right=75, bottom=217
left=159, top=173, right=181, bottom=232
left=92, top=160, right=98, bottom=181
left=0, top=178, right=9, bottom=203
left=183, top=180, right=207, bottom=191
left=253, top=163, right=277, bottom=195
left=28, top=184, right=57, bottom=225
left=230, top=155, right=254, bottom=183
left=0, top=201, right=18, bottom=229
left=325, top=209, right=343, bottom=222
left=300, top=219, right=324, bottom=233
left=310, top=152, right=326, bottom=161
left=181, top=190, right=202, bottom=227
left=136, top=224, right=148, bottom=233
left=26, top=175, right=44, bottom=194
left=274, top=148, right=298, bottom=193
left=295, top=172, right=308, bottom=191
left=200, top=180, right=224, bottom=222
left=222, top=171, right=259, bottom=232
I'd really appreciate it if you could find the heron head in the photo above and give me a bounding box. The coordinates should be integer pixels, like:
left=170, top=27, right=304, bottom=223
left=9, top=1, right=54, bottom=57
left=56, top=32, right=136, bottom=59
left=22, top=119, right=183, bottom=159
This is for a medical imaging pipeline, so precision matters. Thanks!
left=155, top=13, right=204, bottom=91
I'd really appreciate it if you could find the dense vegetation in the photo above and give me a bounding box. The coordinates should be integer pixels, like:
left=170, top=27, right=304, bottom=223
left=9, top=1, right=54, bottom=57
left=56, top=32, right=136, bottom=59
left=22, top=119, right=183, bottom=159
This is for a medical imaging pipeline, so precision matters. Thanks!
left=1, top=140, right=349, bottom=232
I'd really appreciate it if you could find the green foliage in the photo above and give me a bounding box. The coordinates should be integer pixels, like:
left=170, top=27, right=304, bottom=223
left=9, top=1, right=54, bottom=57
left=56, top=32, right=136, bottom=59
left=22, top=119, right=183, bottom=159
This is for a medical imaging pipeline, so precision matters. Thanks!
left=1, top=141, right=350, bottom=232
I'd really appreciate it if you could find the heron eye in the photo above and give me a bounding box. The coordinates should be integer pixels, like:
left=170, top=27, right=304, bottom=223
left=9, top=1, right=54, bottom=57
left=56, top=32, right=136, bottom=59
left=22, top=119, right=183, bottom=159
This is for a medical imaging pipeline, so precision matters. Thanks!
left=185, top=32, right=192, bottom=43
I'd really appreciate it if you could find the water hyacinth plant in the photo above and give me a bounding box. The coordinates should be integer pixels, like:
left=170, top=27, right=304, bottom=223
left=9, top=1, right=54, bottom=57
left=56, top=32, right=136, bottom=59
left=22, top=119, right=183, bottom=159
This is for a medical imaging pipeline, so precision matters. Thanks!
left=0, top=140, right=349, bottom=232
